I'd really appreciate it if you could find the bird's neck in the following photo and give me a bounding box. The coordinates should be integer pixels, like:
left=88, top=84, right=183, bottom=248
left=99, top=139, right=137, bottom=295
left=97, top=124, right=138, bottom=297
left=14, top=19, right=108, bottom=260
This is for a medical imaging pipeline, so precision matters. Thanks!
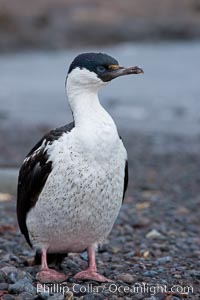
left=66, top=85, right=120, bottom=156
left=67, top=86, right=114, bottom=128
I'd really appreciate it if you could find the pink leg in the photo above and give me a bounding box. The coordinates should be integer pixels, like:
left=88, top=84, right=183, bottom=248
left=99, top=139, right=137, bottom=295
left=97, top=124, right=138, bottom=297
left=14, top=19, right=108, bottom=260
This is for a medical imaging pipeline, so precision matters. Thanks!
left=74, top=245, right=112, bottom=282
left=36, top=248, right=67, bottom=283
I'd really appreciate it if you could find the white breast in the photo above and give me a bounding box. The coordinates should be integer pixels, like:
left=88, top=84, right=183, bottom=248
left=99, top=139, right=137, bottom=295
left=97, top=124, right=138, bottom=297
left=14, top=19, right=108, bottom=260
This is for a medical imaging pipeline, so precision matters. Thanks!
left=26, top=83, right=127, bottom=253
left=26, top=122, right=127, bottom=253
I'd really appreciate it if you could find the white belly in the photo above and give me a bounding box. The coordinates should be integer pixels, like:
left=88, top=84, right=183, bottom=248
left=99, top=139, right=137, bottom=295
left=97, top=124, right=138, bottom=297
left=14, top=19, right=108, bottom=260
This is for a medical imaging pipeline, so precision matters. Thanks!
left=27, top=129, right=127, bottom=253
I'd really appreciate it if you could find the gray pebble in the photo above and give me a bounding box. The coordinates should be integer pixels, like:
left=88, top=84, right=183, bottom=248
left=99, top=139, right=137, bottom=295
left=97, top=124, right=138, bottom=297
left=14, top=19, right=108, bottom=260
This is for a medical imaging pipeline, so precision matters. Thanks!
left=80, top=251, right=88, bottom=261
left=65, top=260, right=80, bottom=271
left=133, top=294, right=144, bottom=300
left=1, top=254, right=11, bottom=263
left=144, top=297, right=159, bottom=300
left=10, top=255, right=22, bottom=264
left=82, top=294, right=105, bottom=300
left=142, top=270, right=158, bottom=277
left=19, top=292, right=35, bottom=300
left=156, top=256, right=172, bottom=264
left=190, top=270, right=200, bottom=279
left=68, top=277, right=77, bottom=283
left=146, top=229, right=163, bottom=239
left=48, top=293, right=64, bottom=300
left=124, top=251, right=135, bottom=259
left=2, top=295, right=16, bottom=300
left=21, top=250, right=34, bottom=257
left=8, top=278, right=35, bottom=294
left=156, top=268, right=164, bottom=273
left=1, top=266, right=19, bottom=275
left=0, top=282, right=9, bottom=290
left=0, top=266, right=19, bottom=283
left=36, top=292, right=49, bottom=300
left=72, top=284, right=88, bottom=296
left=7, top=271, right=19, bottom=283
left=160, top=279, right=168, bottom=284
left=116, top=273, right=134, bottom=283
left=0, top=270, right=6, bottom=282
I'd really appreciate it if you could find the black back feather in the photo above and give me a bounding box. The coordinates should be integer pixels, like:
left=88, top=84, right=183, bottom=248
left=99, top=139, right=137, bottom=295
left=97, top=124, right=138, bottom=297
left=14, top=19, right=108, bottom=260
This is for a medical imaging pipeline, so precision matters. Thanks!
left=17, top=122, right=75, bottom=247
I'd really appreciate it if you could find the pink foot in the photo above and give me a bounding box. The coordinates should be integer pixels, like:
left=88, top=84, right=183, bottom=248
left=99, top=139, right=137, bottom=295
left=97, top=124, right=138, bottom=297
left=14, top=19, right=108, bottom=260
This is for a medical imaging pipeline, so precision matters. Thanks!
left=74, top=269, right=113, bottom=282
left=36, top=269, right=67, bottom=283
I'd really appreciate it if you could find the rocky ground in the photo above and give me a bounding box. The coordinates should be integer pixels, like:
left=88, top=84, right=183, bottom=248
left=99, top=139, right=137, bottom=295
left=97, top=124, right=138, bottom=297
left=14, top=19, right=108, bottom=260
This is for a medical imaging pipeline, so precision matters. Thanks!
left=0, top=0, right=200, bottom=51
left=0, top=129, right=199, bottom=300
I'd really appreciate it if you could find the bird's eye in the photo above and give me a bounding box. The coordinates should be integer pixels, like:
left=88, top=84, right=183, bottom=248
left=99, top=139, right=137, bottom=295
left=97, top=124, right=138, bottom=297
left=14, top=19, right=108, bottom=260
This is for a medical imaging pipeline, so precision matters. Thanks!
left=97, top=66, right=106, bottom=73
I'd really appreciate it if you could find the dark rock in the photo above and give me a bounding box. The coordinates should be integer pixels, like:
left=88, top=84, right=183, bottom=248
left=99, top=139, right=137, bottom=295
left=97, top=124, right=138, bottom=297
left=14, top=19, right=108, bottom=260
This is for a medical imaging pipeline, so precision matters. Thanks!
left=189, top=270, right=200, bottom=279
left=65, top=260, right=80, bottom=271
left=98, top=244, right=108, bottom=253
left=10, top=255, right=22, bottom=264
left=35, top=292, right=49, bottom=300
left=48, top=294, right=64, bottom=300
left=72, top=284, right=88, bottom=296
left=67, top=277, right=77, bottom=283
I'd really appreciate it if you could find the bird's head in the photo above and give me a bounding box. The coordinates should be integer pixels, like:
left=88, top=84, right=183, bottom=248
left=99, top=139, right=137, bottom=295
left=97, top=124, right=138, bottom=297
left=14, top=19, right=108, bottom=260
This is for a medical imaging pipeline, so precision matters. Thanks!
left=66, top=52, right=143, bottom=95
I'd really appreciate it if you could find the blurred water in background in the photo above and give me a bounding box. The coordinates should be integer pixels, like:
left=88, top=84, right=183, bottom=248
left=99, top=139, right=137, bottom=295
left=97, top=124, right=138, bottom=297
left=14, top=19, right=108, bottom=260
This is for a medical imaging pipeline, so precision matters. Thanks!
left=0, top=42, right=200, bottom=136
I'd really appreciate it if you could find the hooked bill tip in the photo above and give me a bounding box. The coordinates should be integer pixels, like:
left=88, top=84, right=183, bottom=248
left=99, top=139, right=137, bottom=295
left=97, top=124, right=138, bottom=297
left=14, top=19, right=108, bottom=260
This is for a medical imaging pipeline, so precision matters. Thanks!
left=126, top=66, right=144, bottom=75
left=134, top=66, right=144, bottom=74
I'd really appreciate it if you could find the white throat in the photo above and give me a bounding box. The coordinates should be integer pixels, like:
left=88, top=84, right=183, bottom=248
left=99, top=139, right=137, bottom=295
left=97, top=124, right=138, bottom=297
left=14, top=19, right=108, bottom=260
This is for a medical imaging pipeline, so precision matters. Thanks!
left=65, top=67, right=124, bottom=162
left=66, top=68, right=114, bottom=129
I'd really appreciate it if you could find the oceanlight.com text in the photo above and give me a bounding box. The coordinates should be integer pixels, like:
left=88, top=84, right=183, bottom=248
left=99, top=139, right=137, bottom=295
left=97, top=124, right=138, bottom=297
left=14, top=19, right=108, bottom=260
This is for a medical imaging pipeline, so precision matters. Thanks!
left=37, top=282, right=194, bottom=296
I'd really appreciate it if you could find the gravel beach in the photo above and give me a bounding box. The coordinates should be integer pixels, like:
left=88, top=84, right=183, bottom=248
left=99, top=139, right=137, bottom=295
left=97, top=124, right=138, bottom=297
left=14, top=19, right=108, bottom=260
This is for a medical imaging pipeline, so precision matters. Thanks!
left=0, top=129, right=199, bottom=299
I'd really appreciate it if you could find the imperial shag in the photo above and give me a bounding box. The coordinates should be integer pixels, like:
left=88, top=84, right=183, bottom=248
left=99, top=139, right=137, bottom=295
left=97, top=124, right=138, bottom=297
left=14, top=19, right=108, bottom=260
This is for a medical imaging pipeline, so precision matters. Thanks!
left=17, top=53, right=143, bottom=283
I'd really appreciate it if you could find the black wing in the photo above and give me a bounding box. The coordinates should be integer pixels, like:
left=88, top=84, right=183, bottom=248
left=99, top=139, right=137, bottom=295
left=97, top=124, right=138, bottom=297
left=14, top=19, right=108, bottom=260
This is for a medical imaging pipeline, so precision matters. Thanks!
left=17, top=122, right=74, bottom=247
left=123, top=159, right=128, bottom=200
left=119, top=135, right=128, bottom=201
